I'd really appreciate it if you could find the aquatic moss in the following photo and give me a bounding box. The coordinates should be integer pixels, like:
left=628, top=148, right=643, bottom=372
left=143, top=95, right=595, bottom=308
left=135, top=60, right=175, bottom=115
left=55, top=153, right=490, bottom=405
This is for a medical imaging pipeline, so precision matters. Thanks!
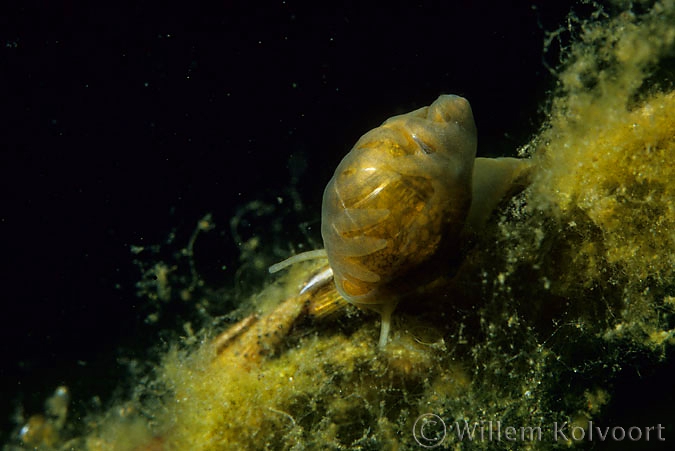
left=496, top=0, right=675, bottom=350
left=150, top=326, right=468, bottom=450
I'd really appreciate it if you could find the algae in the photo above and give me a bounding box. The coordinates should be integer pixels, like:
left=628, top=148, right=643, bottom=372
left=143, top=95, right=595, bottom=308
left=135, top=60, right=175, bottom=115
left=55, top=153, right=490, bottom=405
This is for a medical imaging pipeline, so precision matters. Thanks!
left=5, top=1, right=675, bottom=450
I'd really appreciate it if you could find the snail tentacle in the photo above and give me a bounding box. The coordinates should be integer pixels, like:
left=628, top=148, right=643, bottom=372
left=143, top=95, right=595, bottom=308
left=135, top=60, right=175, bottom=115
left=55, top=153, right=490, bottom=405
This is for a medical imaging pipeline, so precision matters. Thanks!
left=377, top=301, right=398, bottom=348
left=268, top=249, right=328, bottom=274
left=299, top=267, right=334, bottom=295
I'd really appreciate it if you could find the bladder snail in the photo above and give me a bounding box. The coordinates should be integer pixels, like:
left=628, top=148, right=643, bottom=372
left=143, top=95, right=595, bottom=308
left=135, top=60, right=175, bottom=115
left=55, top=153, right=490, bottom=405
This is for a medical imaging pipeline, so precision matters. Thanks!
left=271, top=94, right=532, bottom=347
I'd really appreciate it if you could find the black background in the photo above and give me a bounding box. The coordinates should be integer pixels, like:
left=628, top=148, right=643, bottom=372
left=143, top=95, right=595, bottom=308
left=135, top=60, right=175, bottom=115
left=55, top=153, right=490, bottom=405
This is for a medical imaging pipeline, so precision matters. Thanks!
left=0, top=0, right=617, bottom=445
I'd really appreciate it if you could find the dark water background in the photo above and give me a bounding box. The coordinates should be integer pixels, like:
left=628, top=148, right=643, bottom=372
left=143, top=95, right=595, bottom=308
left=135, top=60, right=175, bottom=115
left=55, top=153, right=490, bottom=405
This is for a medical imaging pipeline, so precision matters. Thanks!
left=5, top=2, right=670, bottom=449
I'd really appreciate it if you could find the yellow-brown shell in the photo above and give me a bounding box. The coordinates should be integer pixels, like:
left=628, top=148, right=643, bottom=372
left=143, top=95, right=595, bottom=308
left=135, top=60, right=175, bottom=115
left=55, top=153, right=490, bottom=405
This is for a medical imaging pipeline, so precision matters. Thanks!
left=321, top=95, right=478, bottom=308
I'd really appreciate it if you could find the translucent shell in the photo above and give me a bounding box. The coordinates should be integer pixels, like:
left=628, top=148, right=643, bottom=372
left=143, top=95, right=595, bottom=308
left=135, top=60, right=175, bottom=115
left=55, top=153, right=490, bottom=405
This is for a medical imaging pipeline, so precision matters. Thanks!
left=321, top=95, right=478, bottom=315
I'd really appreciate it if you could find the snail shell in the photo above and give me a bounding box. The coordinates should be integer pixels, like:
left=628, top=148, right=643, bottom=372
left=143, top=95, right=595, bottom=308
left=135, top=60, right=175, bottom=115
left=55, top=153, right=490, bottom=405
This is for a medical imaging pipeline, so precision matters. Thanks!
left=321, top=95, right=478, bottom=346
left=270, top=94, right=532, bottom=347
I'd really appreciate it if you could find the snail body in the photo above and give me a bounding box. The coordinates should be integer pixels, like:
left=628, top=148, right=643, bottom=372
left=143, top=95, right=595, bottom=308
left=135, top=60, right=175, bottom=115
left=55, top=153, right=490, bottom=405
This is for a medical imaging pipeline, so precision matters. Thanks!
left=271, top=94, right=532, bottom=347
